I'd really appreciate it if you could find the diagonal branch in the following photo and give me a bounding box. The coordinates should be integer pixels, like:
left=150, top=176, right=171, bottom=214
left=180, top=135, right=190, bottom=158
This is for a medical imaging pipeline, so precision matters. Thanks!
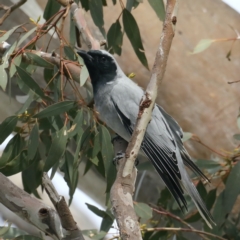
left=42, top=173, right=85, bottom=240
left=0, top=0, right=27, bottom=25
left=0, top=172, right=63, bottom=240
left=110, top=0, right=178, bottom=240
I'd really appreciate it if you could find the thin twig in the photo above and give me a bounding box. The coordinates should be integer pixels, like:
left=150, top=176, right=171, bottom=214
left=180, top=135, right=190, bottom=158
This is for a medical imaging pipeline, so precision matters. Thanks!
left=146, top=227, right=226, bottom=240
left=0, top=0, right=27, bottom=25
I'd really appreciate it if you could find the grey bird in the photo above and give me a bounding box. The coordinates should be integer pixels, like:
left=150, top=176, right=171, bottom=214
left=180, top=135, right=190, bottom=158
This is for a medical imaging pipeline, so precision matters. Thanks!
left=77, top=49, right=215, bottom=228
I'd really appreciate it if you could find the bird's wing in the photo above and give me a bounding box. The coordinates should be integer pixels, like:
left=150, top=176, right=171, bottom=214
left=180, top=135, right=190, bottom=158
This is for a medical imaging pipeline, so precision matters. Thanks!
left=110, top=80, right=214, bottom=227
left=157, top=105, right=209, bottom=182
left=110, top=82, right=187, bottom=210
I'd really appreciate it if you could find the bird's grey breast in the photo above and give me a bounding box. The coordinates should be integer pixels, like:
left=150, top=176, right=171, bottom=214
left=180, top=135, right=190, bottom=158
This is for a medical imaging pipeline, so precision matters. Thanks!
left=94, top=80, right=130, bottom=140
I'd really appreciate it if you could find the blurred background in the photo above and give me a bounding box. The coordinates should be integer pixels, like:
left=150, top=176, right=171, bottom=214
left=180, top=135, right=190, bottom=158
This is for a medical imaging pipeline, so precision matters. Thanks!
left=0, top=0, right=240, bottom=239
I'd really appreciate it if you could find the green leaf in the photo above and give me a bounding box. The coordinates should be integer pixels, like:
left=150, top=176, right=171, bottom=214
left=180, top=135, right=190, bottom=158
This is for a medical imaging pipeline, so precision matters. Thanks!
left=80, top=0, right=89, bottom=11
left=61, top=150, right=79, bottom=204
left=16, top=66, right=46, bottom=99
left=0, top=116, right=18, bottom=144
left=194, top=159, right=221, bottom=174
left=0, top=227, right=26, bottom=239
left=134, top=202, right=152, bottom=220
left=112, top=0, right=116, bottom=5
left=89, top=0, right=106, bottom=37
left=99, top=125, right=116, bottom=192
left=22, top=154, right=42, bottom=198
left=44, top=126, right=68, bottom=172
left=0, top=223, right=11, bottom=236
left=0, top=41, right=17, bottom=90
left=10, top=54, right=22, bottom=78
left=223, top=161, right=240, bottom=214
left=206, top=188, right=217, bottom=210
left=17, top=27, right=37, bottom=47
left=68, top=109, right=85, bottom=138
left=182, top=132, right=192, bottom=142
left=148, top=0, right=165, bottom=21
left=196, top=181, right=207, bottom=201
left=107, top=20, right=123, bottom=55
left=78, top=55, right=89, bottom=86
left=43, top=0, right=61, bottom=21
left=233, top=134, right=240, bottom=141
left=25, top=52, right=54, bottom=68
left=33, top=101, right=76, bottom=119
left=0, top=25, right=22, bottom=42
left=123, top=9, right=149, bottom=69
left=28, top=123, right=39, bottom=160
left=192, top=39, right=215, bottom=54
left=86, top=203, right=114, bottom=232
left=64, top=46, right=76, bottom=61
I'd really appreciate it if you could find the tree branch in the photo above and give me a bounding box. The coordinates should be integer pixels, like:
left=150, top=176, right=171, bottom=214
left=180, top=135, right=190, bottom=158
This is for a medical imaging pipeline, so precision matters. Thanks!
left=110, top=1, right=178, bottom=239
left=0, top=172, right=63, bottom=240
left=0, top=0, right=27, bottom=25
left=42, top=173, right=85, bottom=240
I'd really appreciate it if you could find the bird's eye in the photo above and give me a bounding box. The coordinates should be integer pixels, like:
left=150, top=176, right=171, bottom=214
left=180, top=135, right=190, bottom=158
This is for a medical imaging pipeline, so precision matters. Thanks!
left=101, top=57, right=106, bottom=62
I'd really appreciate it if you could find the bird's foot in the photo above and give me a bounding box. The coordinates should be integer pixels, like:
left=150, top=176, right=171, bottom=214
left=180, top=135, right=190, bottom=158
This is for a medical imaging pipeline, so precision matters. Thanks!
left=113, top=151, right=125, bottom=165
left=113, top=151, right=139, bottom=166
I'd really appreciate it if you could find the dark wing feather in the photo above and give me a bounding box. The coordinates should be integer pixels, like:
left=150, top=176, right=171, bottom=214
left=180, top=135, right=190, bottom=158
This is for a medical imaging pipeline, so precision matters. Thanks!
left=112, top=98, right=188, bottom=211
left=157, top=105, right=209, bottom=182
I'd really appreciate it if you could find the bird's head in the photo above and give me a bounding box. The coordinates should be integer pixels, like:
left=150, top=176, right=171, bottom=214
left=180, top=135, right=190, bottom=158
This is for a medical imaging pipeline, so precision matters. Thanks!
left=77, top=50, right=119, bottom=87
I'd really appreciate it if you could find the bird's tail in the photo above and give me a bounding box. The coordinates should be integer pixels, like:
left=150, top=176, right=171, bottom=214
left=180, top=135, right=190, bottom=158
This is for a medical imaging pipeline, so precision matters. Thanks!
left=177, top=150, right=215, bottom=228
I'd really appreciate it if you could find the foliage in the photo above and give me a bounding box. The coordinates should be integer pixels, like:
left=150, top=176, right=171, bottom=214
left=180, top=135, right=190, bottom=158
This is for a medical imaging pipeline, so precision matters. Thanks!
left=0, top=0, right=240, bottom=240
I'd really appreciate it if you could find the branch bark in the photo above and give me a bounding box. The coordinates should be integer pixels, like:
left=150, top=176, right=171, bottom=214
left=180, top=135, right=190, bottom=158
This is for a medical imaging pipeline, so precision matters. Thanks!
left=0, top=0, right=27, bottom=25
left=110, top=1, right=178, bottom=239
left=0, top=173, right=63, bottom=240
left=42, top=173, right=85, bottom=240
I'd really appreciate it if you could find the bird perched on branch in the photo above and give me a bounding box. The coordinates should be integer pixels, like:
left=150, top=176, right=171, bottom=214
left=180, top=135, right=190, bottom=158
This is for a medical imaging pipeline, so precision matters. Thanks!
left=77, top=49, right=215, bottom=228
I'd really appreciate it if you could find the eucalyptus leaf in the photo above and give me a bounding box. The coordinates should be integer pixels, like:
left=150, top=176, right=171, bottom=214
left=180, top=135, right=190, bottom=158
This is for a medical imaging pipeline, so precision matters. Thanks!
left=192, top=39, right=215, bottom=54
left=25, top=52, right=54, bottom=68
left=123, top=9, right=149, bottom=69
left=28, top=123, right=39, bottom=160
left=0, top=25, right=22, bottom=42
left=134, top=202, right=152, bottom=220
left=33, top=101, right=76, bottom=119
left=89, top=0, right=105, bottom=37
left=107, top=20, right=123, bottom=55
left=148, top=0, right=165, bottom=21
left=43, top=0, right=61, bottom=21
left=16, top=66, right=46, bottom=99
left=44, top=126, right=68, bottom=172
left=0, top=116, right=18, bottom=144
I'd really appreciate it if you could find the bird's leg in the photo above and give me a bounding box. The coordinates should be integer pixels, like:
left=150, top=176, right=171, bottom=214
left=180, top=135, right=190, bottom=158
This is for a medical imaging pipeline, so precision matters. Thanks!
left=113, top=151, right=125, bottom=165
left=113, top=151, right=139, bottom=166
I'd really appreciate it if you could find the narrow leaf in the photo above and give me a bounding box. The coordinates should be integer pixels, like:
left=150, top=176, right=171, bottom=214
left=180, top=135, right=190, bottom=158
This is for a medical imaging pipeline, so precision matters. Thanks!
left=0, top=116, right=18, bottom=144
left=26, top=52, right=54, bottom=68
left=223, top=161, right=240, bottom=214
left=107, top=20, right=123, bottom=55
left=16, top=66, right=46, bottom=99
left=123, top=9, right=149, bottom=69
left=43, top=0, right=61, bottom=21
left=0, top=25, right=22, bottom=42
left=44, top=126, right=68, bottom=172
left=192, top=39, right=215, bottom=54
left=28, top=123, right=39, bottom=160
left=134, top=202, right=152, bottom=220
left=17, top=27, right=37, bottom=47
left=33, top=101, right=76, bottom=119
left=148, top=0, right=165, bottom=21
left=89, top=0, right=106, bottom=37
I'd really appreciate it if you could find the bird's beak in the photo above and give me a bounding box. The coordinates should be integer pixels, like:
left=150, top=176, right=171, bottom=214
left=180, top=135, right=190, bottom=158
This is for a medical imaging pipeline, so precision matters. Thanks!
left=77, top=50, right=93, bottom=63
